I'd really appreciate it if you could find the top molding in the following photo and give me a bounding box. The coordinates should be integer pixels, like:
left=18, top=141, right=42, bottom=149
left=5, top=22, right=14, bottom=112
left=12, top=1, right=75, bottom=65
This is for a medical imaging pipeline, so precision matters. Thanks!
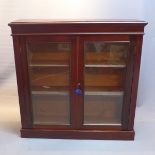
left=9, top=19, right=147, bottom=25
left=8, top=19, right=148, bottom=35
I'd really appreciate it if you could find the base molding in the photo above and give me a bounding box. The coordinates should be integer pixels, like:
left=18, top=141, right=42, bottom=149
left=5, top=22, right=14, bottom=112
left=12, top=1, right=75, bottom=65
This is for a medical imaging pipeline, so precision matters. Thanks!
left=21, top=128, right=135, bottom=140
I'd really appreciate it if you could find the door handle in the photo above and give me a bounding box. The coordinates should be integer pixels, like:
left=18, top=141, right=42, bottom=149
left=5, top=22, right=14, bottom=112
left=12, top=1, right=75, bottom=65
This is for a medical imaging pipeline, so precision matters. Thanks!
left=75, top=83, right=82, bottom=95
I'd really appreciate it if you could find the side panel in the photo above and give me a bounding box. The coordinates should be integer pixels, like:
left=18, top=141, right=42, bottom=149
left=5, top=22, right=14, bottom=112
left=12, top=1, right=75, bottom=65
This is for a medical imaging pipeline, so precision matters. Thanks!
left=128, top=35, right=144, bottom=130
left=12, top=36, right=33, bottom=128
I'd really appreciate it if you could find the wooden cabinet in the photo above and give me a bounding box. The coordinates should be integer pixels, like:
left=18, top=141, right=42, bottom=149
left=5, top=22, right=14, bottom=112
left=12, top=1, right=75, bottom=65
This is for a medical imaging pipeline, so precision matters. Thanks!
left=9, top=20, right=147, bottom=140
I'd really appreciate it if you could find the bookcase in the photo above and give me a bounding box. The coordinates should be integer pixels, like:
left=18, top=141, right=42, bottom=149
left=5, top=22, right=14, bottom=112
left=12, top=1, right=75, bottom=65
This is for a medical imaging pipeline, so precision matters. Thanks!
left=9, top=20, right=147, bottom=140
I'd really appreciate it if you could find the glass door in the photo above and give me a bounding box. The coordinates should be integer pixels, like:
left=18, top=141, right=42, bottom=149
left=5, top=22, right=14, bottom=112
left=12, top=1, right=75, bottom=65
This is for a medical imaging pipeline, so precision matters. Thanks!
left=26, top=36, right=75, bottom=126
left=80, top=36, right=130, bottom=129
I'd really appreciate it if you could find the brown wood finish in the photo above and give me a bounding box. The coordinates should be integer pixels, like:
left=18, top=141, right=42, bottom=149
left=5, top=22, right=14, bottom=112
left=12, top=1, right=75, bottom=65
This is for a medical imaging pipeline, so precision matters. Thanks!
left=9, top=20, right=147, bottom=140
left=68, top=36, right=77, bottom=129
left=76, top=36, right=84, bottom=128
left=21, top=128, right=135, bottom=140
left=9, top=20, right=146, bottom=34
left=128, top=35, right=144, bottom=130
left=13, top=36, right=33, bottom=128
left=121, top=35, right=136, bottom=129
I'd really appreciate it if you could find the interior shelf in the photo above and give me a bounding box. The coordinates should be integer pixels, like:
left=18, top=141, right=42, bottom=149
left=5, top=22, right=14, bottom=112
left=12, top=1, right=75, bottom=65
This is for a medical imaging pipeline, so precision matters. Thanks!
left=85, top=91, right=123, bottom=96
left=85, top=86, right=123, bottom=91
left=31, top=86, right=69, bottom=91
left=85, top=64, right=126, bottom=68
left=29, top=64, right=69, bottom=67
left=32, top=91, right=68, bottom=95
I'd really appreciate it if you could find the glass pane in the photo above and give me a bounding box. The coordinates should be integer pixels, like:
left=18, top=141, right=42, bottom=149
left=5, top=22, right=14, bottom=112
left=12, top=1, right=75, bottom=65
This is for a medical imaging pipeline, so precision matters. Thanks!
left=32, top=92, right=70, bottom=125
left=30, top=66, right=69, bottom=91
left=28, top=42, right=70, bottom=65
left=85, top=67, right=125, bottom=89
left=85, top=42, right=129, bottom=66
left=84, top=41, right=129, bottom=125
left=27, top=42, right=71, bottom=125
left=84, top=92, right=123, bottom=125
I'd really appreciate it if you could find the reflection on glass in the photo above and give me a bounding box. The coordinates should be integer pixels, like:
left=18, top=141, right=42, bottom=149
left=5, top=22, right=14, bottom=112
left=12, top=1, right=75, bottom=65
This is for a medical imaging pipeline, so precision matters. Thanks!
left=27, top=42, right=71, bottom=125
left=85, top=42, right=129, bottom=66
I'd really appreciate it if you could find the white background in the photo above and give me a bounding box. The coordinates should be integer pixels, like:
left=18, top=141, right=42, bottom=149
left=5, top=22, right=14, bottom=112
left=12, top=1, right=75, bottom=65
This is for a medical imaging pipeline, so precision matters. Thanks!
left=0, top=0, right=155, bottom=155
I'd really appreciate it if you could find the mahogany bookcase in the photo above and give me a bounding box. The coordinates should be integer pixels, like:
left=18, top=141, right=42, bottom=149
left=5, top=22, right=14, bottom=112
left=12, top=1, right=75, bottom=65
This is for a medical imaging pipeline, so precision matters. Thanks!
left=9, top=20, right=147, bottom=140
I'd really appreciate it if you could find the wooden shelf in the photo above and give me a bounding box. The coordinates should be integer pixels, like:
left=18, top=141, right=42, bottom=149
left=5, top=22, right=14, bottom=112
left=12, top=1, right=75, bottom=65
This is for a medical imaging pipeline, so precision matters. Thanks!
left=32, top=91, right=68, bottom=95
left=85, top=86, right=123, bottom=91
left=30, top=64, right=69, bottom=67
left=31, top=86, right=69, bottom=91
left=85, top=64, right=126, bottom=68
left=85, top=91, right=123, bottom=96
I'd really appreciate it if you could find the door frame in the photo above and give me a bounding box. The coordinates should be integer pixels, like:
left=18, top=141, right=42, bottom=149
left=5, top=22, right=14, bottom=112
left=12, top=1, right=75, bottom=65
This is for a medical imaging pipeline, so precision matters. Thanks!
left=77, top=35, right=134, bottom=130
left=20, top=35, right=78, bottom=130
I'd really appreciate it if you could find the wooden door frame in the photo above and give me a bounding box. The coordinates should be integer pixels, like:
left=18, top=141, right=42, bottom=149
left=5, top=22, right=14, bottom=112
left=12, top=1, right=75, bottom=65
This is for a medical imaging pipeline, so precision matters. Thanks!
left=78, top=35, right=133, bottom=130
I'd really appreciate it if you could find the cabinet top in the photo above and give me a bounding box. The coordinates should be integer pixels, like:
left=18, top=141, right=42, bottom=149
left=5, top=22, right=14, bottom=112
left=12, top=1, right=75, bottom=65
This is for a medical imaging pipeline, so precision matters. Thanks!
left=9, top=19, right=147, bottom=35
left=9, top=19, right=147, bottom=25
